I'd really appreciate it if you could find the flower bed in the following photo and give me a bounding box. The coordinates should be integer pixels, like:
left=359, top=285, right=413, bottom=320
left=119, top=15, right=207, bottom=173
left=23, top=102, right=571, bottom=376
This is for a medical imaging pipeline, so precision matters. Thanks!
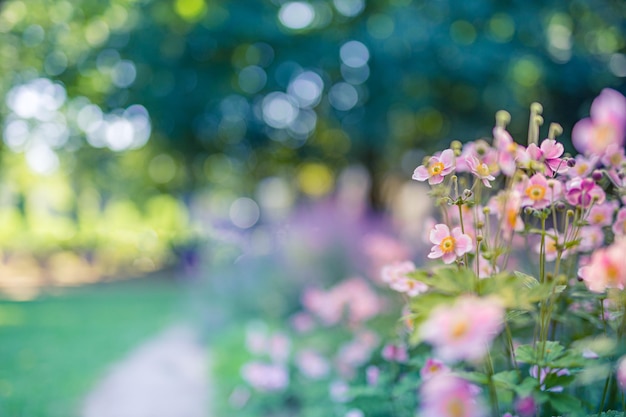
left=220, top=89, right=626, bottom=417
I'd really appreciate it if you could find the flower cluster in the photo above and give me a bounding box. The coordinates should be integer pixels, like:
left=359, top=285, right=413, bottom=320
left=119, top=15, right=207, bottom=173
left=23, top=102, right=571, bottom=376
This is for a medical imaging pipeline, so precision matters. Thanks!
left=377, top=88, right=626, bottom=416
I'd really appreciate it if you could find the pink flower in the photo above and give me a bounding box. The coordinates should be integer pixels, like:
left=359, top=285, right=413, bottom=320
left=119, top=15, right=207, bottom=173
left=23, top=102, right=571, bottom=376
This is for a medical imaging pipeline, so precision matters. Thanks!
left=578, top=225, right=605, bottom=252
left=419, top=295, right=504, bottom=363
left=573, top=88, right=626, bottom=156
left=381, top=343, right=409, bottom=363
left=520, top=173, right=553, bottom=209
left=565, top=177, right=605, bottom=208
left=588, top=201, right=618, bottom=227
left=489, top=190, right=524, bottom=239
left=613, top=207, right=626, bottom=237
left=413, top=149, right=456, bottom=185
left=366, top=366, right=380, bottom=386
left=381, top=261, right=428, bottom=296
left=296, top=349, right=330, bottom=380
left=466, top=155, right=496, bottom=188
left=601, top=143, right=626, bottom=168
left=526, top=139, right=568, bottom=176
left=566, top=154, right=599, bottom=178
left=420, top=358, right=450, bottom=380
left=617, top=356, right=626, bottom=391
left=456, top=139, right=499, bottom=174
left=515, top=396, right=536, bottom=417
left=419, top=373, right=486, bottom=417
left=493, top=126, right=521, bottom=176
left=578, top=239, right=626, bottom=293
left=427, top=224, right=473, bottom=264
left=241, top=361, right=289, bottom=392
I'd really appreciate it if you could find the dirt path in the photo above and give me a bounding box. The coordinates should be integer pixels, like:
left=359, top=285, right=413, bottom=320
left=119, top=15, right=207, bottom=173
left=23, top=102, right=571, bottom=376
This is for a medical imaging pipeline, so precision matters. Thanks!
left=81, top=324, right=210, bottom=417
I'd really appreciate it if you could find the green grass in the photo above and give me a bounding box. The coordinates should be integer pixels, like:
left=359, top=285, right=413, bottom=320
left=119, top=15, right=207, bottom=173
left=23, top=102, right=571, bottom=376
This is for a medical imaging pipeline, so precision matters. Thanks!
left=0, top=273, right=188, bottom=417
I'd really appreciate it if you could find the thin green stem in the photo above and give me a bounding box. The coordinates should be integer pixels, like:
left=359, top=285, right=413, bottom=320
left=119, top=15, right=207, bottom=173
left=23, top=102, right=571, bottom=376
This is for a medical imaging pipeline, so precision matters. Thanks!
left=484, top=350, right=500, bottom=417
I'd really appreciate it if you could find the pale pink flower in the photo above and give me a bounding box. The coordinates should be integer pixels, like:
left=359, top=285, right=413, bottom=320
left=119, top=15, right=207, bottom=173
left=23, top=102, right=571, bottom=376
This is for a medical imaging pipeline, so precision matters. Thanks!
left=268, top=332, right=291, bottom=363
left=366, top=365, right=380, bottom=386
left=573, top=88, right=626, bottom=156
left=601, top=143, right=626, bottom=168
left=493, top=126, right=520, bottom=176
left=420, top=358, right=450, bottom=380
left=290, top=312, right=316, bottom=333
left=617, top=356, right=626, bottom=390
left=520, top=173, right=552, bottom=209
left=389, top=276, right=428, bottom=297
left=566, top=154, right=599, bottom=178
left=381, top=260, right=415, bottom=284
left=613, top=207, right=626, bottom=237
left=381, top=343, right=409, bottom=363
left=578, top=225, right=605, bottom=252
left=336, top=331, right=379, bottom=377
left=241, top=361, right=289, bottom=392
left=296, top=349, right=330, bottom=380
left=428, top=224, right=473, bottom=264
left=413, top=149, right=456, bottom=184
left=381, top=261, right=428, bottom=297
left=578, top=239, right=626, bottom=293
left=345, top=410, right=364, bottom=417
left=588, top=201, right=618, bottom=227
left=456, top=139, right=499, bottom=175
left=489, top=190, right=524, bottom=239
left=419, top=295, right=504, bottom=363
left=526, top=139, right=568, bottom=176
left=466, top=155, right=496, bottom=187
left=565, top=177, right=605, bottom=208
left=329, top=380, right=350, bottom=403
left=302, top=278, right=382, bottom=326
left=419, top=373, right=486, bottom=417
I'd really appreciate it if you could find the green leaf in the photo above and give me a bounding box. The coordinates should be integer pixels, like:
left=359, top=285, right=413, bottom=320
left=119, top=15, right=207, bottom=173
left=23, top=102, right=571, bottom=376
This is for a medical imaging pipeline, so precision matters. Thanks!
left=548, top=392, right=582, bottom=415
left=514, top=377, right=539, bottom=397
left=492, top=370, right=520, bottom=390
left=515, top=344, right=537, bottom=364
left=514, top=271, right=540, bottom=288
left=455, top=371, right=489, bottom=385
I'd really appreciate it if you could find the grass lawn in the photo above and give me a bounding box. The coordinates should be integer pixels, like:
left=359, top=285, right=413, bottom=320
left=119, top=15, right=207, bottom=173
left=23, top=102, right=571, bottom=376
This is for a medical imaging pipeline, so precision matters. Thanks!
left=0, top=272, right=188, bottom=417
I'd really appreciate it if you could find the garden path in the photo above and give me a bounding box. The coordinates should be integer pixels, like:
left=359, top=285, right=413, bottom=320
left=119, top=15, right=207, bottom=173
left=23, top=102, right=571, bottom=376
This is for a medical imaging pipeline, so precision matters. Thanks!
left=80, top=324, right=210, bottom=417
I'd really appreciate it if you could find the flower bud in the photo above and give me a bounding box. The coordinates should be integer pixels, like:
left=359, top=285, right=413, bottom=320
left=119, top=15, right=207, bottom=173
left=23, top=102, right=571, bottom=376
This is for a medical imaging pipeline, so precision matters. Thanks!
left=566, top=158, right=576, bottom=168
left=555, top=202, right=566, bottom=211
left=592, top=170, right=604, bottom=181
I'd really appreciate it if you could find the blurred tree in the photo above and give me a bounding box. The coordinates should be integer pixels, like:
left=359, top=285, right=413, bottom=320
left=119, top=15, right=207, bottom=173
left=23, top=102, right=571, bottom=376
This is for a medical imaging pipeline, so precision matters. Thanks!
left=0, top=0, right=625, bottom=197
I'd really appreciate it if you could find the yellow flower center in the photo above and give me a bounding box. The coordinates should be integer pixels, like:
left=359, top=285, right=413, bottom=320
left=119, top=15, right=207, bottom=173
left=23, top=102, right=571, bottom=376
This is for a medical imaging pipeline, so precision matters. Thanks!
left=593, top=213, right=605, bottom=224
left=451, top=319, right=468, bottom=339
left=526, top=184, right=546, bottom=201
left=439, top=236, right=455, bottom=253
left=476, top=163, right=490, bottom=177
left=594, top=123, right=615, bottom=147
left=607, top=263, right=620, bottom=284
left=506, top=208, right=518, bottom=228
left=507, top=142, right=517, bottom=153
left=429, top=161, right=445, bottom=176
left=576, top=163, right=588, bottom=175
left=447, top=398, right=466, bottom=417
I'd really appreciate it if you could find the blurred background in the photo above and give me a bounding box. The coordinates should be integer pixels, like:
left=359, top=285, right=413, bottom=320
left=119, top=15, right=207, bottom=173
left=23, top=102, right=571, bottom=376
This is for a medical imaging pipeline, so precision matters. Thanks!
left=0, top=0, right=624, bottom=415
